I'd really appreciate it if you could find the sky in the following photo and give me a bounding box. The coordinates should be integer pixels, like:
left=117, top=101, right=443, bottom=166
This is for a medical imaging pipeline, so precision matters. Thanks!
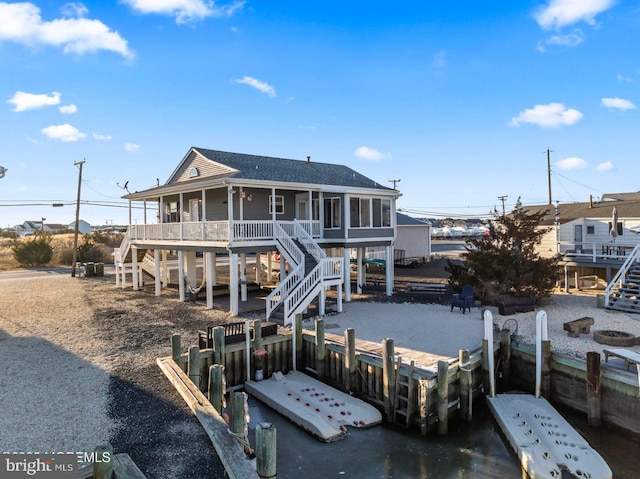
left=1, top=0, right=639, bottom=228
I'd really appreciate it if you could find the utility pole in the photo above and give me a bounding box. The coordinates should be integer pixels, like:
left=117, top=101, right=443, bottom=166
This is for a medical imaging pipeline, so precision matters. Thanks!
left=497, top=195, right=508, bottom=216
left=389, top=179, right=401, bottom=190
left=71, top=160, right=85, bottom=277
left=546, top=148, right=553, bottom=205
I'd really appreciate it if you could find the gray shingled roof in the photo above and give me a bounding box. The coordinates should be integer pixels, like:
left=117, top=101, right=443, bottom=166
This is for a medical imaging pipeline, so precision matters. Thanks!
left=524, top=193, right=640, bottom=226
left=397, top=212, right=429, bottom=226
left=194, top=148, right=392, bottom=190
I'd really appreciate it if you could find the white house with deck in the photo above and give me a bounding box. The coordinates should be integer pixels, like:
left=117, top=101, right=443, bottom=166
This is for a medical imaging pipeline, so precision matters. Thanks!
left=114, top=147, right=399, bottom=325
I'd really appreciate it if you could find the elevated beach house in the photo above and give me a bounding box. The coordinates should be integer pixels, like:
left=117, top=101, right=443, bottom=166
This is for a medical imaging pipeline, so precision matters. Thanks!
left=525, top=192, right=640, bottom=312
left=114, top=148, right=399, bottom=325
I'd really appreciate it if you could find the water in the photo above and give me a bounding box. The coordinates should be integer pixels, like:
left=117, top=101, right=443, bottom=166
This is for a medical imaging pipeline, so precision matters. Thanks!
left=248, top=397, right=639, bottom=478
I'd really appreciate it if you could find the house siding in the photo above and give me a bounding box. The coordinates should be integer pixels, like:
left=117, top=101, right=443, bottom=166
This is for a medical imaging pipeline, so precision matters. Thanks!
left=348, top=228, right=394, bottom=239
left=172, top=150, right=234, bottom=183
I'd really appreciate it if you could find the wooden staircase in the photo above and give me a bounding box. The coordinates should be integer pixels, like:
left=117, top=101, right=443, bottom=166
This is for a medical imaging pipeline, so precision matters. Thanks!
left=608, top=263, right=640, bottom=313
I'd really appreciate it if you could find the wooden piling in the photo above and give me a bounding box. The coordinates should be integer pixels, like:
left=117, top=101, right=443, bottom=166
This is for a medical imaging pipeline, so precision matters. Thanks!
left=499, top=329, right=511, bottom=392
left=482, top=339, right=491, bottom=396
left=295, top=314, right=303, bottom=369
left=315, top=318, right=326, bottom=381
left=541, top=339, right=552, bottom=398
left=253, top=320, right=263, bottom=352
left=92, top=444, right=113, bottom=479
left=437, top=360, right=449, bottom=435
left=256, top=422, right=277, bottom=479
left=171, top=334, right=181, bottom=365
left=208, top=364, right=226, bottom=414
left=418, top=379, right=430, bottom=436
left=587, top=351, right=602, bottom=428
left=459, top=349, right=472, bottom=421
left=382, top=338, right=395, bottom=421
left=213, top=326, right=225, bottom=365
left=230, top=391, right=249, bottom=452
left=188, top=345, right=201, bottom=388
left=344, top=328, right=356, bottom=394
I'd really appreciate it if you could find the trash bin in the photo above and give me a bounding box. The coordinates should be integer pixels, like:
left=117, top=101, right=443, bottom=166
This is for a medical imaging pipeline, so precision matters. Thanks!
left=596, top=294, right=605, bottom=309
left=95, top=262, right=104, bottom=277
left=254, top=349, right=267, bottom=381
left=85, top=262, right=95, bottom=277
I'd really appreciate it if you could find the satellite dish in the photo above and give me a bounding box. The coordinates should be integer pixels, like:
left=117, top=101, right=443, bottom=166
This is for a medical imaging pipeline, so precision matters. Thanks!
left=0, top=166, right=6, bottom=179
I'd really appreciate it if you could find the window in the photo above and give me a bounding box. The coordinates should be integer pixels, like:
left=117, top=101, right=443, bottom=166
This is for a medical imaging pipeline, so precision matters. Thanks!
left=166, top=201, right=179, bottom=222
left=350, top=198, right=371, bottom=227
left=324, top=197, right=341, bottom=229
left=269, top=195, right=284, bottom=214
left=608, top=222, right=623, bottom=236
left=373, top=198, right=391, bottom=227
left=586, top=225, right=595, bottom=234
left=189, top=167, right=200, bottom=178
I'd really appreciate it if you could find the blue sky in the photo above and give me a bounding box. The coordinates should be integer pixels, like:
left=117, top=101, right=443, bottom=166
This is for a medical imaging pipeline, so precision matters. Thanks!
left=1, top=0, right=638, bottom=227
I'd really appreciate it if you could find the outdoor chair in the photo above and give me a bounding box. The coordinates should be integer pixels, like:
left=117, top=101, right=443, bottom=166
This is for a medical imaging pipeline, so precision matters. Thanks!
left=451, top=284, right=474, bottom=314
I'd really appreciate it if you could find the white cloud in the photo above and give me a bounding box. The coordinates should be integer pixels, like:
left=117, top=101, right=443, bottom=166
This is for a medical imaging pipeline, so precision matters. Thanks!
left=234, top=76, right=277, bottom=97
left=545, top=30, right=583, bottom=47
left=433, top=50, right=447, bottom=69
left=8, top=91, right=61, bottom=112
left=601, top=97, right=636, bottom=111
left=354, top=146, right=389, bottom=161
left=534, top=0, right=615, bottom=29
left=0, top=2, right=133, bottom=58
left=556, top=157, right=588, bottom=170
left=617, top=73, right=632, bottom=83
left=123, top=0, right=245, bottom=24
left=93, top=132, right=112, bottom=140
left=596, top=161, right=613, bottom=172
left=124, top=142, right=140, bottom=152
left=59, top=104, right=77, bottom=114
left=510, top=102, right=583, bottom=128
left=41, top=123, right=86, bottom=142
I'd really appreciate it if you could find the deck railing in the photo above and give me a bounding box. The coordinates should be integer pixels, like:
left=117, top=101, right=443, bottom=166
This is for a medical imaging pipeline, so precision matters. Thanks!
left=604, top=245, right=640, bottom=307
left=127, top=219, right=320, bottom=244
left=558, top=241, right=639, bottom=262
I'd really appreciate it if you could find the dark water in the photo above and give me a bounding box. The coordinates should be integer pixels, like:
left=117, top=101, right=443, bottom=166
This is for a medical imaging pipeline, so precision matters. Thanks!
left=248, top=398, right=639, bottom=479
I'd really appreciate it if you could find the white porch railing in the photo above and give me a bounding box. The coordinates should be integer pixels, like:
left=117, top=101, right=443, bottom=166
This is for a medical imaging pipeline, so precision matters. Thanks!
left=604, top=245, right=640, bottom=307
left=126, top=219, right=319, bottom=244
left=558, top=241, right=639, bottom=262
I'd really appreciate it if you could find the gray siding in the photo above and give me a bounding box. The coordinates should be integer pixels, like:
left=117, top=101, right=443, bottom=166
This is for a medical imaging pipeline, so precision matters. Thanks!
left=171, top=150, right=234, bottom=184
left=348, top=227, right=394, bottom=239
left=205, top=189, right=228, bottom=221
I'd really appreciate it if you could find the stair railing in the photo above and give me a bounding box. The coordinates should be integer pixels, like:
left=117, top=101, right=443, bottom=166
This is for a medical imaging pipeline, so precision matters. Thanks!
left=604, top=245, right=640, bottom=307
left=114, top=228, right=131, bottom=265
left=283, top=263, right=323, bottom=325
left=293, top=219, right=325, bottom=262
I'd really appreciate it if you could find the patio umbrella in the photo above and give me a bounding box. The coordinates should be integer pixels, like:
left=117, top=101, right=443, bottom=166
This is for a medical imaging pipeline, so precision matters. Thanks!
left=610, top=206, right=619, bottom=242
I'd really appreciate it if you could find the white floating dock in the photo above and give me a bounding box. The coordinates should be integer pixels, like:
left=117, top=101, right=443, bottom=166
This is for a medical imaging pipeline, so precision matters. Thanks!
left=245, top=370, right=382, bottom=442
left=487, top=394, right=612, bottom=479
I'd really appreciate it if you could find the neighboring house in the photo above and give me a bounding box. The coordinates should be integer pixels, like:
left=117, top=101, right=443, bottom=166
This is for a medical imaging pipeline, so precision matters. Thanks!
left=115, top=147, right=399, bottom=325
left=395, top=213, right=431, bottom=260
left=524, top=193, right=640, bottom=307
left=68, top=219, right=92, bottom=235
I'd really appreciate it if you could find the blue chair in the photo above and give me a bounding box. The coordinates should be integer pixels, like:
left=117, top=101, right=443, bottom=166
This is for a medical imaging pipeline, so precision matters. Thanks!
left=451, top=285, right=474, bottom=314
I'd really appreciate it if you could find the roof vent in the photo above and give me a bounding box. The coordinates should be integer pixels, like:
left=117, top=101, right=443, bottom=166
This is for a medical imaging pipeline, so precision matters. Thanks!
left=307, top=156, right=311, bottom=164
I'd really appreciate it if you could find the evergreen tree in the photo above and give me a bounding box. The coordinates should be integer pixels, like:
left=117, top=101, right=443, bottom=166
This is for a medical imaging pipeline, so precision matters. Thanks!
left=446, top=199, right=561, bottom=304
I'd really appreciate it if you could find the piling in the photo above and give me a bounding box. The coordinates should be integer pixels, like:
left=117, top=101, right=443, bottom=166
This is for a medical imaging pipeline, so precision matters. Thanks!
left=459, top=349, right=472, bottom=421
left=344, top=328, right=356, bottom=393
left=230, top=391, right=250, bottom=454
left=499, top=329, right=511, bottom=391
left=587, top=351, right=602, bottom=427
left=382, top=338, right=395, bottom=421
left=253, top=320, right=263, bottom=352
left=92, top=444, right=113, bottom=479
left=188, top=345, right=200, bottom=388
left=171, top=334, right=181, bottom=365
left=541, top=339, right=552, bottom=398
left=256, top=423, right=277, bottom=479
left=315, top=319, right=326, bottom=381
left=437, top=360, right=449, bottom=435
left=482, top=339, right=491, bottom=396
left=208, top=364, right=226, bottom=414
left=213, top=326, right=225, bottom=365
left=295, top=314, right=303, bottom=369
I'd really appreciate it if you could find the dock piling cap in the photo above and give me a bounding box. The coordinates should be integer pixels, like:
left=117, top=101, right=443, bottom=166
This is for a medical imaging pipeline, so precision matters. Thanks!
left=254, top=349, right=267, bottom=357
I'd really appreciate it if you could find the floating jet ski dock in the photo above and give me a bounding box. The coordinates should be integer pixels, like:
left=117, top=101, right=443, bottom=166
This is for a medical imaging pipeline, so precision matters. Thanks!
left=485, top=310, right=612, bottom=479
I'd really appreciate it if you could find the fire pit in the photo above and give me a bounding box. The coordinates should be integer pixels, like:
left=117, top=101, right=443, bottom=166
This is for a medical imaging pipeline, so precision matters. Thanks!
left=593, top=330, right=637, bottom=347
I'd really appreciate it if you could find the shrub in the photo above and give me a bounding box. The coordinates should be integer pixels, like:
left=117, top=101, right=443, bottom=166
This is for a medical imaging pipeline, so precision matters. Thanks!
left=12, top=234, right=53, bottom=267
